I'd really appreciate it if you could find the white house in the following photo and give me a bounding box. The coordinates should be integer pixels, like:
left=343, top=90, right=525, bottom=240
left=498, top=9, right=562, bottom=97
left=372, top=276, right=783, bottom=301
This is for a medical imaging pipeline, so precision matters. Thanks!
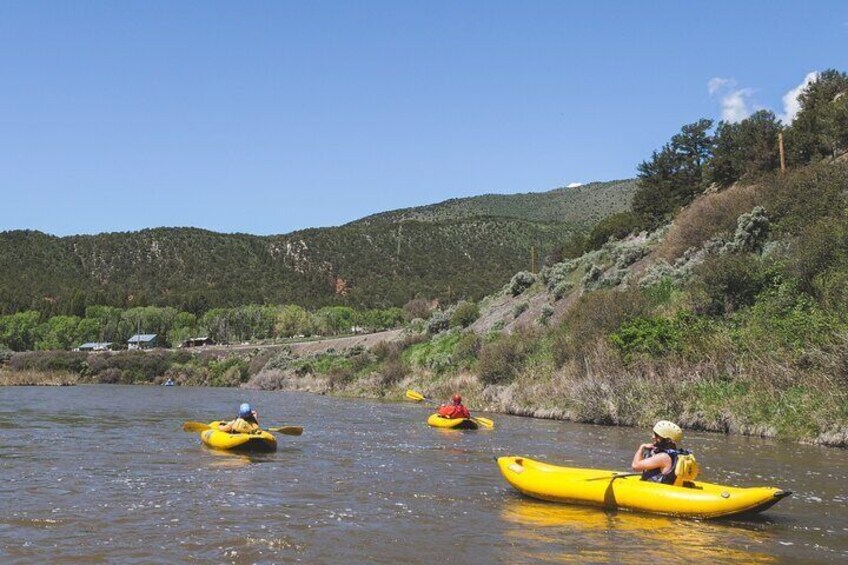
left=74, top=342, right=112, bottom=352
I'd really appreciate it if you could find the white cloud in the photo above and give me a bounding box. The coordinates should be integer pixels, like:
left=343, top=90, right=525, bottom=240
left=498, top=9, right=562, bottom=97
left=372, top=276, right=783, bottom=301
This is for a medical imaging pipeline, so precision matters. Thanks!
left=566, top=182, right=582, bottom=188
left=707, top=77, right=731, bottom=95
left=707, top=78, right=754, bottom=123
left=779, top=71, right=818, bottom=125
left=721, top=88, right=755, bottom=123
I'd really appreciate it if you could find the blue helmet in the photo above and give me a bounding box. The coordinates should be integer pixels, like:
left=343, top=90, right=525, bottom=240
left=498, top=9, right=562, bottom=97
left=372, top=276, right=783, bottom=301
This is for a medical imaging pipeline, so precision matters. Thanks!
left=238, top=403, right=252, bottom=418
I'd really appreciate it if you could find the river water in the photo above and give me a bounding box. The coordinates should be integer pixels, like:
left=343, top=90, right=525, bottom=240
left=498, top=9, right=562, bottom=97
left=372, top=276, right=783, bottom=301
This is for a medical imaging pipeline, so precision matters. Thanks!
left=0, top=385, right=846, bottom=564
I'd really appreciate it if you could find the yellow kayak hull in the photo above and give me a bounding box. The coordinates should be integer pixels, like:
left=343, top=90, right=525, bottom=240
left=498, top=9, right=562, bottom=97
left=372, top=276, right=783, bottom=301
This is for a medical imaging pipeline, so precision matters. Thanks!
left=199, top=421, right=277, bottom=453
left=497, top=456, right=791, bottom=519
left=427, top=413, right=479, bottom=430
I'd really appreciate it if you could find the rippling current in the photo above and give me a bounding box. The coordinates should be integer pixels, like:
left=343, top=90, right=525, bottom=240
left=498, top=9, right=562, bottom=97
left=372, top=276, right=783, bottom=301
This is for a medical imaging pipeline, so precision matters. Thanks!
left=0, top=385, right=846, bottom=564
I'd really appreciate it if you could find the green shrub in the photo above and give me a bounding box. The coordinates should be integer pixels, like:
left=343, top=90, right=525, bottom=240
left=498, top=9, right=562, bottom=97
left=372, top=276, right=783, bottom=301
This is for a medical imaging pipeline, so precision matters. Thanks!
left=784, top=214, right=848, bottom=297
left=615, top=245, right=648, bottom=269
left=372, top=340, right=403, bottom=362
left=691, top=254, right=776, bottom=316
left=553, top=280, right=574, bottom=300
left=581, top=264, right=604, bottom=291
left=328, top=366, right=356, bottom=389
left=477, top=329, right=539, bottom=385
left=552, top=289, right=649, bottom=366
left=427, top=311, right=450, bottom=334
left=403, top=298, right=432, bottom=321
left=263, top=348, right=296, bottom=371
left=450, top=301, right=479, bottom=328
left=379, top=358, right=406, bottom=386
left=509, top=271, right=536, bottom=296
left=610, top=316, right=683, bottom=361
left=512, top=302, right=529, bottom=317
left=8, top=351, right=88, bottom=374
left=541, top=259, right=578, bottom=290
left=209, top=357, right=249, bottom=387
left=761, top=162, right=848, bottom=233
left=734, top=283, right=844, bottom=353
left=453, top=332, right=481, bottom=367
left=0, top=344, right=13, bottom=364
left=724, top=206, right=770, bottom=253
left=349, top=351, right=373, bottom=373
left=85, top=351, right=174, bottom=383
left=589, top=211, right=641, bottom=248
left=405, top=331, right=460, bottom=374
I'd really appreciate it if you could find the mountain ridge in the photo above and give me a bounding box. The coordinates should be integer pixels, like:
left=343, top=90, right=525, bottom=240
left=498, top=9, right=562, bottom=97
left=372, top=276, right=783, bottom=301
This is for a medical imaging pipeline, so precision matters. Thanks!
left=0, top=179, right=637, bottom=315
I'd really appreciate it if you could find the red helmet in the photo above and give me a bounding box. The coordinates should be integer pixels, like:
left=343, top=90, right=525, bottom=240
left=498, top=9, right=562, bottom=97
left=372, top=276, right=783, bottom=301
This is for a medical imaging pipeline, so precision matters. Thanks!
left=452, top=394, right=462, bottom=404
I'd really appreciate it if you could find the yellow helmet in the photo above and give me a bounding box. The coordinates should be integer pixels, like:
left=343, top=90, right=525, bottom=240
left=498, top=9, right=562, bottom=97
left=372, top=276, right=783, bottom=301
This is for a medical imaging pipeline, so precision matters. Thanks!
left=653, top=420, right=683, bottom=444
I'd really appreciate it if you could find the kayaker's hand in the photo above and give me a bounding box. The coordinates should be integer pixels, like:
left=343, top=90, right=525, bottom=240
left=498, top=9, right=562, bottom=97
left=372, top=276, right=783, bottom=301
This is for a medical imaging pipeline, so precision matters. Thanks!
left=639, top=443, right=655, bottom=451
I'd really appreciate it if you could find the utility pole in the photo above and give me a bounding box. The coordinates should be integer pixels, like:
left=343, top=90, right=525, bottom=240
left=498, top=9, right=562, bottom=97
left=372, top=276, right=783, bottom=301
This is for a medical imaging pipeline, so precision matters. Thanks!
left=779, top=132, right=786, bottom=174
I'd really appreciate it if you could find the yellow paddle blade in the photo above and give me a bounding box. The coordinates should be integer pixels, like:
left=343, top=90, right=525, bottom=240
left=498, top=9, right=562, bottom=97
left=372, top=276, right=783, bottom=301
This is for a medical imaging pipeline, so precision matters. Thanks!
left=268, top=426, right=303, bottom=436
left=182, top=421, right=211, bottom=433
left=472, top=416, right=494, bottom=428
left=405, top=389, right=426, bottom=402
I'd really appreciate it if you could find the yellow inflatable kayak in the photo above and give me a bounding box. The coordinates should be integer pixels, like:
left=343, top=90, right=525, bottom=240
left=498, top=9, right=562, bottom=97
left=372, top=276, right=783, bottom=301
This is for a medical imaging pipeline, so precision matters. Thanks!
left=198, top=421, right=277, bottom=452
left=497, top=456, right=791, bottom=519
left=427, top=413, right=479, bottom=430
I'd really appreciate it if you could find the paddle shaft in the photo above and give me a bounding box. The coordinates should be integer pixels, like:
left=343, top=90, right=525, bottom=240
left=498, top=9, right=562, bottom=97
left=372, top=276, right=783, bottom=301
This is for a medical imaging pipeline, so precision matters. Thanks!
left=183, top=421, right=302, bottom=436
left=585, top=472, right=642, bottom=481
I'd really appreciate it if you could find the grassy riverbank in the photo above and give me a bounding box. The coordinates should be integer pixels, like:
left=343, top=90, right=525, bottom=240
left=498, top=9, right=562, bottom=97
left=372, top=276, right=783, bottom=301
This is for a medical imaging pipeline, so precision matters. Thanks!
left=0, top=369, right=78, bottom=386
left=243, top=325, right=848, bottom=447
left=245, top=163, right=848, bottom=448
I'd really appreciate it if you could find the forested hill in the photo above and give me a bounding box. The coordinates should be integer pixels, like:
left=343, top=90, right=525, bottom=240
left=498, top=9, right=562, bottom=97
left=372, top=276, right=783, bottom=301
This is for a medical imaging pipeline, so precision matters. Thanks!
left=0, top=179, right=635, bottom=316
left=351, top=179, right=637, bottom=229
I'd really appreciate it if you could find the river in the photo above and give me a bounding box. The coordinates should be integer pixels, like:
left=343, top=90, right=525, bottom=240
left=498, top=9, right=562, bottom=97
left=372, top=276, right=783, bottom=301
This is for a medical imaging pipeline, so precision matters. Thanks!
left=0, top=385, right=845, bottom=564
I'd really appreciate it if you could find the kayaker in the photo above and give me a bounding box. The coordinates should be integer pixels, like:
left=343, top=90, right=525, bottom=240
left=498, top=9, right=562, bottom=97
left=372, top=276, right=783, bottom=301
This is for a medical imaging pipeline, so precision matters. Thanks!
left=218, top=403, right=260, bottom=434
left=631, top=420, right=684, bottom=485
left=437, top=394, right=471, bottom=419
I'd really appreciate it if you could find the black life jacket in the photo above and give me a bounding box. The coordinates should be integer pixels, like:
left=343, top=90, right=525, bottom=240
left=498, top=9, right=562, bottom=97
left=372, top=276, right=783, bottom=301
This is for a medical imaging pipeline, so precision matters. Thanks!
left=641, top=447, right=680, bottom=485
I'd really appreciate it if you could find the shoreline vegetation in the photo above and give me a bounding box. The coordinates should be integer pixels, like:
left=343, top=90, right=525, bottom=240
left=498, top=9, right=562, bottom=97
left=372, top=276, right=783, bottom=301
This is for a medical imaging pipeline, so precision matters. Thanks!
left=0, top=369, right=78, bottom=386
left=3, top=70, right=848, bottom=449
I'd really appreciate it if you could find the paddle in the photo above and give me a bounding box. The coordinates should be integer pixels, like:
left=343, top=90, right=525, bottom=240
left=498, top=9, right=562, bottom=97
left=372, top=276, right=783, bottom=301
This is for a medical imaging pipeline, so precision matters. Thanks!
left=182, top=421, right=303, bottom=436
left=267, top=426, right=303, bottom=436
left=182, top=421, right=213, bottom=433
left=585, top=472, right=641, bottom=481
left=405, top=389, right=494, bottom=428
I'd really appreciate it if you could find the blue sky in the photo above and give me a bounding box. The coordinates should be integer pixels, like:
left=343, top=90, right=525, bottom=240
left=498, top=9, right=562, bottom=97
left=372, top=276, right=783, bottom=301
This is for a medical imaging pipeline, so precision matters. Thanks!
left=1, top=1, right=846, bottom=236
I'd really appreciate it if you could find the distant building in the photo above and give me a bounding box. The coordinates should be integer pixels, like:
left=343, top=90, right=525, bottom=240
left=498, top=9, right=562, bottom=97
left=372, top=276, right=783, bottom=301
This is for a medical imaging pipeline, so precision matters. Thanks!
left=179, top=336, right=214, bottom=348
left=74, top=342, right=112, bottom=352
left=127, top=334, right=158, bottom=350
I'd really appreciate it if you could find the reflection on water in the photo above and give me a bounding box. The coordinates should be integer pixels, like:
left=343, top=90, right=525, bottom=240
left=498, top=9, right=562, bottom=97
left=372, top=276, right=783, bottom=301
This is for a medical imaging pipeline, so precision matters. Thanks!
left=0, top=385, right=846, bottom=564
left=501, top=499, right=776, bottom=564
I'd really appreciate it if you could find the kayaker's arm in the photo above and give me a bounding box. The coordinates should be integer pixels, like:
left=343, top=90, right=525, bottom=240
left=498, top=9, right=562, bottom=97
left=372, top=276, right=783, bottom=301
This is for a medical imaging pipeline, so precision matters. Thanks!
left=632, top=443, right=671, bottom=473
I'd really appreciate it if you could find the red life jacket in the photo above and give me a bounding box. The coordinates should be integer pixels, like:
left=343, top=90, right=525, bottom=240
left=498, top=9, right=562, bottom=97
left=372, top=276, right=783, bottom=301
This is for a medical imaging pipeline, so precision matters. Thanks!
left=438, top=404, right=471, bottom=419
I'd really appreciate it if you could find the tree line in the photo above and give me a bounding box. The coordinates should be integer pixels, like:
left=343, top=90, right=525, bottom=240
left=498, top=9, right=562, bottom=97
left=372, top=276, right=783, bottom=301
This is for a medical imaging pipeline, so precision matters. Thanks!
left=0, top=303, right=406, bottom=352
left=554, top=68, right=848, bottom=258
left=633, top=69, right=848, bottom=228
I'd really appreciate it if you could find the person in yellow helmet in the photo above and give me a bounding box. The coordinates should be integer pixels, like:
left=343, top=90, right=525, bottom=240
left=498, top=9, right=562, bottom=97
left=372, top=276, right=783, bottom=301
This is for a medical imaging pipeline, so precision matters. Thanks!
left=631, top=420, right=684, bottom=485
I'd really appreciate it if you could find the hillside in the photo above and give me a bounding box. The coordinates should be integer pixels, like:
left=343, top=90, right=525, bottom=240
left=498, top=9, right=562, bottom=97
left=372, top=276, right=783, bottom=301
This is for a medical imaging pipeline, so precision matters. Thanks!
left=352, top=179, right=637, bottom=230
left=0, top=178, right=636, bottom=315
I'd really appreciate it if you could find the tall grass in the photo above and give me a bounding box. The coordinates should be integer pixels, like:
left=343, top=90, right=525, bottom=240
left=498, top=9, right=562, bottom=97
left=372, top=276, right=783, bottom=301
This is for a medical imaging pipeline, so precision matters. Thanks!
left=0, top=369, right=78, bottom=386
